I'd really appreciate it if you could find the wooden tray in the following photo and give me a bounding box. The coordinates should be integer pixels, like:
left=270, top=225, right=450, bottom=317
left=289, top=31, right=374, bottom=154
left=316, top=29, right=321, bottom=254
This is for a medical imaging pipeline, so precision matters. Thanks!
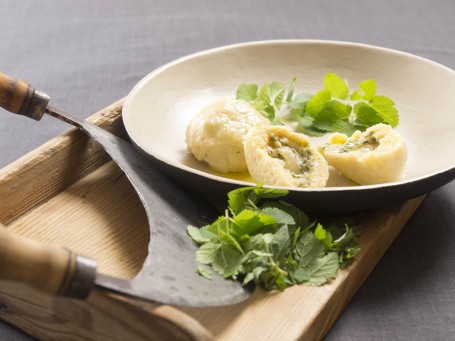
left=0, top=100, right=425, bottom=341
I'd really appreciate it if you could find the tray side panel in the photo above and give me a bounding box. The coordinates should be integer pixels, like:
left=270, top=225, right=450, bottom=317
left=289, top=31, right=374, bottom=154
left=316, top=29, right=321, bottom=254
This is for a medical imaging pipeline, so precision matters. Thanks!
left=0, top=100, right=125, bottom=225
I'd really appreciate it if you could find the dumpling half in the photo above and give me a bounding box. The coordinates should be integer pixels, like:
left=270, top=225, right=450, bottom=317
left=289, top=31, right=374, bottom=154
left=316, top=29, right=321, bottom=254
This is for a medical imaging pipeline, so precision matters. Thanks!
left=244, top=125, right=329, bottom=188
left=320, top=123, right=407, bottom=185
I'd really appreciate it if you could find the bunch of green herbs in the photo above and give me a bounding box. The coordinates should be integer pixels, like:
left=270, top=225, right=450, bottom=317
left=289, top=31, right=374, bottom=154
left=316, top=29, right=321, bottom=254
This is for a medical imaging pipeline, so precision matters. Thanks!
left=187, top=186, right=361, bottom=290
left=236, top=72, right=399, bottom=136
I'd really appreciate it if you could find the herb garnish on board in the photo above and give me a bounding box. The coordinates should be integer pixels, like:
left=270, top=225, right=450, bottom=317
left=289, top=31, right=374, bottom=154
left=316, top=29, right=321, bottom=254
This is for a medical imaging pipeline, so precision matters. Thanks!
left=187, top=186, right=360, bottom=290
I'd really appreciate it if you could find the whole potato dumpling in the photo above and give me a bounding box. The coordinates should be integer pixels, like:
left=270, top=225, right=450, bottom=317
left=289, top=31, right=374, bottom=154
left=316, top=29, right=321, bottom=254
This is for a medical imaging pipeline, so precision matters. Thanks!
left=185, top=98, right=270, bottom=173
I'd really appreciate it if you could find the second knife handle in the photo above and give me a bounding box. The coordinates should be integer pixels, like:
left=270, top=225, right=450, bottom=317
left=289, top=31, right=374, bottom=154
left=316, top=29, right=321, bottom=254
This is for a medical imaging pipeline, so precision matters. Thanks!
left=0, top=71, right=49, bottom=120
left=0, top=226, right=97, bottom=299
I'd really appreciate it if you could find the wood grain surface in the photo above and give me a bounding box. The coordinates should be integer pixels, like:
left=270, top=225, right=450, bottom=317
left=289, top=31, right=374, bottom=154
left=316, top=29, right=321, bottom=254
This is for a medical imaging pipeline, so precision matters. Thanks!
left=0, top=102, right=424, bottom=340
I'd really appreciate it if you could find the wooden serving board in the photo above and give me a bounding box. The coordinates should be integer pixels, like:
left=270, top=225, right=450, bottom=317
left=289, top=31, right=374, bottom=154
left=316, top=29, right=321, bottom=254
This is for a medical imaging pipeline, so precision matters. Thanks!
left=0, top=100, right=424, bottom=341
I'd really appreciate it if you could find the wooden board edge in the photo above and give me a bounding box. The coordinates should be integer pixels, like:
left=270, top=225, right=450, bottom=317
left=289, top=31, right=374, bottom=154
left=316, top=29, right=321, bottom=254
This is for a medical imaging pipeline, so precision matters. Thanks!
left=0, top=99, right=125, bottom=224
left=0, top=283, right=215, bottom=341
left=306, top=196, right=426, bottom=340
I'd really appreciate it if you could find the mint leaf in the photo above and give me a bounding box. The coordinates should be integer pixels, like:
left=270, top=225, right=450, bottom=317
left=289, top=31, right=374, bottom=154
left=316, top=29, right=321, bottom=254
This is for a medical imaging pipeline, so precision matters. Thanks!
left=324, top=73, right=349, bottom=99
left=236, top=83, right=258, bottom=102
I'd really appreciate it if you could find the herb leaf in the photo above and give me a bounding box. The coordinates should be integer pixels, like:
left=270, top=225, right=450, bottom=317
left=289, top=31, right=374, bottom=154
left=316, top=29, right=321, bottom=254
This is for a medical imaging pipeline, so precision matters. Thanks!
left=294, top=252, right=339, bottom=286
left=236, top=83, right=258, bottom=102
left=228, top=185, right=288, bottom=214
left=196, top=266, right=213, bottom=280
left=324, top=73, right=349, bottom=99
left=189, top=186, right=361, bottom=291
left=369, top=96, right=399, bottom=127
left=306, top=89, right=332, bottom=116
left=235, top=72, right=399, bottom=136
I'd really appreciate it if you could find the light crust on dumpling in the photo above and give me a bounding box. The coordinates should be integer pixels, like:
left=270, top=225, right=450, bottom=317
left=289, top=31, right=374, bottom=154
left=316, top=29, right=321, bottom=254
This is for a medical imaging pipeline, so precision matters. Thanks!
left=185, top=98, right=270, bottom=173
left=244, top=125, right=329, bottom=188
left=320, top=123, right=407, bottom=185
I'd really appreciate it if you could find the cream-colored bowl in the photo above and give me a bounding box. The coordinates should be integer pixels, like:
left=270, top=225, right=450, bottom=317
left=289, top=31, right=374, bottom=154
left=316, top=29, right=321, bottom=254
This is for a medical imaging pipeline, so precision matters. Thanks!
left=123, top=40, right=455, bottom=213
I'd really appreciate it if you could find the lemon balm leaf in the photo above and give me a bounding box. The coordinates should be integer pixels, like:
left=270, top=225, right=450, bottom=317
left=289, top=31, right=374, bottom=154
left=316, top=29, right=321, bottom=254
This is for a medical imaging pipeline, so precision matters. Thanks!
left=196, top=266, right=213, bottom=280
left=369, top=95, right=399, bottom=127
left=212, top=244, right=244, bottom=278
left=236, top=83, right=258, bottom=102
left=258, top=82, right=286, bottom=110
left=228, top=185, right=288, bottom=214
left=294, top=252, right=339, bottom=286
left=330, top=120, right=358, bottom=136
left=289, top=93, right=312, bottom=110
left=359, top=80, right=377, bottom=100
left=286, top=77, right=297, bottom=102
left=306, top=89, right=331, bottom=116
left=354, top=102, right=383, bottom=126
left=232, top=209, right=277, bottom=237
left=324, top=73, right=349, bottom=99
left=187, top=225, right=216, bottom=244
left=196, top=242, right=219, bottom=264
left=350, top=79, right=377, bottom=101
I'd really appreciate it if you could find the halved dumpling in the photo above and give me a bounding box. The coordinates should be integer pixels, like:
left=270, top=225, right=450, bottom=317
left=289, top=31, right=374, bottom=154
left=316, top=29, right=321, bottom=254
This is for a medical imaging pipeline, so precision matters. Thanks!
left=185, top=98, right=270, bottom=173
left=320, top=123, right=407, bottom=185
left=244, top=125, right=329, bottom=188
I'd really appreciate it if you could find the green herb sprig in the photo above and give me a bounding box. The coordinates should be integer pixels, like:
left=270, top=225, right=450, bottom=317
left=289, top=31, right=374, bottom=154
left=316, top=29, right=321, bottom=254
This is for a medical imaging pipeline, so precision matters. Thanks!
left=236, top=73, right=399, bottom=136
left=187, top=186, right=361, bottom=290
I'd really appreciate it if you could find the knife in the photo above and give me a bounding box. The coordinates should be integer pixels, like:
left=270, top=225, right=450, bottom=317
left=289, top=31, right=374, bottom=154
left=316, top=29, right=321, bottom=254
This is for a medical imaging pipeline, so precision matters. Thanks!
left=0, top=71, right=251, bottom=307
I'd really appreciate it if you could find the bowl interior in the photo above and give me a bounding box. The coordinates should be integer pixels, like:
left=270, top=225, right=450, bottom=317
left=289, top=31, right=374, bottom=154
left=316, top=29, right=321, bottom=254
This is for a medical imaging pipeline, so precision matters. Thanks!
left=123, top=40, right=455, bottom=190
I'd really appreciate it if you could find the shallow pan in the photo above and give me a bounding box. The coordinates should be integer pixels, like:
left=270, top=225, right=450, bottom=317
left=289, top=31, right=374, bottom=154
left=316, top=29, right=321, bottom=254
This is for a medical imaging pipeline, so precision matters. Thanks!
left=122, top=40, right=455, bottom=213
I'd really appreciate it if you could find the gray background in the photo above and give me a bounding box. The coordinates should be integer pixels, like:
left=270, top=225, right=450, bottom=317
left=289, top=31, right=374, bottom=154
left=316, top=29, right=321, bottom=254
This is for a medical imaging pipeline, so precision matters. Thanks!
left=1, top=0, right=454, bottom=340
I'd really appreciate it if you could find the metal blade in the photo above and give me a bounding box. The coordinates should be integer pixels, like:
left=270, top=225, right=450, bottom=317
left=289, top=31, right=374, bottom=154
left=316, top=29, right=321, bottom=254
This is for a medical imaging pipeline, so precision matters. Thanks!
left=46, top=106, right=252, bottom=307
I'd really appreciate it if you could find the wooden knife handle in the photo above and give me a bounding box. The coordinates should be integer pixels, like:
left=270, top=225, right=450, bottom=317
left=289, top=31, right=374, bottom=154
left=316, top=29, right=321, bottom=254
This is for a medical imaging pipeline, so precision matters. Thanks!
left=0, top=71, right=49, bottom=120
left=0, top=225, right=97, bottom=298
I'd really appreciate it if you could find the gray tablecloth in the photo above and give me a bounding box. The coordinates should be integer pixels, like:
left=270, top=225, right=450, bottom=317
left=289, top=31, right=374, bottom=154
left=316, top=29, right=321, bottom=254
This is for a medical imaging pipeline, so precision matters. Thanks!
left=1, top=1, right=454, bottom=340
